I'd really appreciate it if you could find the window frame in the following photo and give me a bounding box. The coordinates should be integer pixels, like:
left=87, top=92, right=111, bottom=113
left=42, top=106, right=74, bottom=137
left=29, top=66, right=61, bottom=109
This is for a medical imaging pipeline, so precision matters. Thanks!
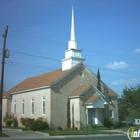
left=21, top=100, right=25, bottom=116
left=14, top=100, right=16, bottom=115
left=109, top=110, right=114, bottom=118
left=42, top=97, right=45, bottom=115
left=31, top=98, right=34, bottom=116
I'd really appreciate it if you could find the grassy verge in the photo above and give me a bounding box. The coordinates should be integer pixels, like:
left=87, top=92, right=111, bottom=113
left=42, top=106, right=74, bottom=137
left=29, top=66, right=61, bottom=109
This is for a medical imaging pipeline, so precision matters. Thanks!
left=39, top=130, right=124, bottom=136
left=0, top=133, right=9, bottom=137
left=3, top=126, right=23, bottom=130
left=118, top=125, right=140, bottom=132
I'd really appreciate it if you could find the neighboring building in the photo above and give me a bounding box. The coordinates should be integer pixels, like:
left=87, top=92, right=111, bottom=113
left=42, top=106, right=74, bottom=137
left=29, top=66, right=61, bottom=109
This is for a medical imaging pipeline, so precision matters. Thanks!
left=2, top=8, right=119, bottom=129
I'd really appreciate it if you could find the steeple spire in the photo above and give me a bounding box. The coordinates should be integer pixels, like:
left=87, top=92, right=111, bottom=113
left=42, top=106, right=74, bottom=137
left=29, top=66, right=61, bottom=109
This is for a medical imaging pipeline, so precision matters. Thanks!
left=68, top=7, right=77, bottom=50
left=62, top=7, right=85, bottom=71
left=70, top=6, right=75, bottom=41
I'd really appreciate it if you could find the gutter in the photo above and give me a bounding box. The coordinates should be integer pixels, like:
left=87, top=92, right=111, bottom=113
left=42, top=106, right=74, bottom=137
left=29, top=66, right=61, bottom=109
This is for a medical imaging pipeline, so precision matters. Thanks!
left=11, top=85, right=55, bottom=95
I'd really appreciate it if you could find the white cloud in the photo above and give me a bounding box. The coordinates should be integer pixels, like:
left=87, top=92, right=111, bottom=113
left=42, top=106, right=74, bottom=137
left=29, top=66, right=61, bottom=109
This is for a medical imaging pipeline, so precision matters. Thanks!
left=112, top=78, right=140, bottom=86
left=133, top=48, right=140, bottom=53
left=106, top=61, right=128, bottom=69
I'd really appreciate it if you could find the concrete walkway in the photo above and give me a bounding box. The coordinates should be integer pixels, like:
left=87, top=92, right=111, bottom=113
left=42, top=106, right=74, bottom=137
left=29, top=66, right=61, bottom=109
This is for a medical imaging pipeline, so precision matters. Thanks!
left=1, top=128, right=49, bottom=140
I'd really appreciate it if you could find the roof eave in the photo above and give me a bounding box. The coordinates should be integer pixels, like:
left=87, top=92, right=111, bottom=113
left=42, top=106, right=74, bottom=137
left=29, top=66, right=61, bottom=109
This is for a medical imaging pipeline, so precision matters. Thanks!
left=11, top=85, right=52, bottom=95
left=51, top=63, right=83, bottom=86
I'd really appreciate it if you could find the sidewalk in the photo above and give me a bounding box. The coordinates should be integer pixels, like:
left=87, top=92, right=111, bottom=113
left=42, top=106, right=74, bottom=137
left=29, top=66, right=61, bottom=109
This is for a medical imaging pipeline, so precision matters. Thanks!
left=1, top=128, right=49, bottom=140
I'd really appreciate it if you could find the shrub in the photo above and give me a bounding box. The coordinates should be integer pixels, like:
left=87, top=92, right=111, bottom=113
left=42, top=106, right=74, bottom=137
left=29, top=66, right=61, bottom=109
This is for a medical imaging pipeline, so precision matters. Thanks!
left=28, top=120, right=48, bottom=131
left=57, top=126, right=63, bottom=130
left=65, top=126, right=70, bottom=130
left=20, top=117, right=34, bottom=128
left=36, top=117, right=44, bottom=121
left=110, top=125, right=115, bottom=130
left=20, top=117, right=48, bottom=131
left=3, top=113, right=15, bottom=126
left=104, top=118, right=113, bottom=128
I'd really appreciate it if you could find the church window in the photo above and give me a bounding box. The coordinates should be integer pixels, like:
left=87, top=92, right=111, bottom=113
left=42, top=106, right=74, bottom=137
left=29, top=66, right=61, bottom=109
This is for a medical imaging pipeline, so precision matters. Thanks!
left=42, top=97, right=45, bottom=115
left=22, top=100, right=24, bottom=115
left=14, top=101, right=16, bottom=114
left=110, top=110, right=114, bottom=118
left=79, top=72, right=84, bottom=78
left=31, top=98, right=34, bottom=116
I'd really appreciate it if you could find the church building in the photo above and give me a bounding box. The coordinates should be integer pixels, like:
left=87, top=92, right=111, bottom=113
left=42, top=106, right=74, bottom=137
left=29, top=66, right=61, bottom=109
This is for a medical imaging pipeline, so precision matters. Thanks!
left=2, top=8, right=119, bottom=129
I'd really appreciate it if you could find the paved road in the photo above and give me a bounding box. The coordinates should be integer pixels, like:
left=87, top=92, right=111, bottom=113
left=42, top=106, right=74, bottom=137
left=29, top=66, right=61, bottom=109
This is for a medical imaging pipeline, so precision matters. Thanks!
left=47, top=135, right=139, bottom=140
left=1, top=129, right=139, bottom=140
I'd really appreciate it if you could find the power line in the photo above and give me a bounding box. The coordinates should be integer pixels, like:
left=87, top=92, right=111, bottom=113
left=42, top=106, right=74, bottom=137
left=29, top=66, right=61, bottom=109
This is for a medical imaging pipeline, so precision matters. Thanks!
left=8, top=50, right=140, bottom=76
left=7, top=26, right=139, bottom=60
left=10, top=50, right=60, bottom=62
left=6, top=61, right=140, bottom=80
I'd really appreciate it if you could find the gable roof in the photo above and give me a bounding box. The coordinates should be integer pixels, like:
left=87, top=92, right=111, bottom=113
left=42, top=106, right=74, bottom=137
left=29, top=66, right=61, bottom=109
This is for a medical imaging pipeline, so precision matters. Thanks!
left=108, top=90, right=118, bottom=97
left=3, top=64, right=82, bottom=97
left=86, top=94, right=99, bottom=103
left=70, top=84, right=92, bottom=97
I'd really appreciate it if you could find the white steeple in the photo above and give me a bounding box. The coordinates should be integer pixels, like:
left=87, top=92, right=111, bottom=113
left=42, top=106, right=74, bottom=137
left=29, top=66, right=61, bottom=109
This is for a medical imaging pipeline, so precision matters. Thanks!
left=68, top=6, right=77, bottom=49
left=62, top=7, right=85, bottom=71
left=70, top=6, right=75, bottom=41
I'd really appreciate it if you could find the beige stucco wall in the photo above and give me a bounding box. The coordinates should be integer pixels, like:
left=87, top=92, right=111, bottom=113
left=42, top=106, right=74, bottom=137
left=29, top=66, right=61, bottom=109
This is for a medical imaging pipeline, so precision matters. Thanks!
left=50, top=65, right=97, bottom=129
left=7, top=88, right=51, bottom=127
left=79, top=99, right=86, bottom=127
left=50, top=65, right=116, bottom=128
left=2, top=98, right=12, bottom=126
left=70, top=98, right=80, bottom=129
left=109, top=97, right=119, bottom=124
left=2, top=98, right=7, bottom=126
left=2, top=65, right=119, bottom=128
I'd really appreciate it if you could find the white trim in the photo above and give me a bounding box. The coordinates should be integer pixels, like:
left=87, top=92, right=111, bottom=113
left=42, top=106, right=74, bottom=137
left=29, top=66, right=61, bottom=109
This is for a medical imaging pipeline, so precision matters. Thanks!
left=110, top=110, right=114, bottom=118
left=95, top=109, right=98, bottom=124
left=69, top=95, right=84, bottom=99
left=31, top=98, right=34, bottom=116
left=86, top=108, right=88, bottom=125
left=91, top=85, right=106, bottom=98
left=42, top=96, right=45, bottom=116
left=14, top=100, right=16, bottom=115
left=11, top=86, right=51, bottom=95
left=21, top=99, right=24, bottom=116
left=64, top=49, right=82, bottom=53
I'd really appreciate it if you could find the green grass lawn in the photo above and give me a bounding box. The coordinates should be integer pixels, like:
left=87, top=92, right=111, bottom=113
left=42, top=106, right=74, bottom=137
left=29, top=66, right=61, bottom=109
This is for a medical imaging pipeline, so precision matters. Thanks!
left=118, top=125, right=140, bottom=132
left=2, top=125, right=126, bottom=136
left=0, top=133, right=9, bottom=137
left=39, top=130, right=123, bottom=136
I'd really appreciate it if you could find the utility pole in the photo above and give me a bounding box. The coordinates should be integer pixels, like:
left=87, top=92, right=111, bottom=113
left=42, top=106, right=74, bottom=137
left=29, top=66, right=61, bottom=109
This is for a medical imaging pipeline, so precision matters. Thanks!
left=0, top=26, right=8, bottom=135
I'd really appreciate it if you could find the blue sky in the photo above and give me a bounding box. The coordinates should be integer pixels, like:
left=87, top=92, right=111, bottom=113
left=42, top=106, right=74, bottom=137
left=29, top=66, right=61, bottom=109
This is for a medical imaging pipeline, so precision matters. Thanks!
left=0, top=0, right=140, bottom=96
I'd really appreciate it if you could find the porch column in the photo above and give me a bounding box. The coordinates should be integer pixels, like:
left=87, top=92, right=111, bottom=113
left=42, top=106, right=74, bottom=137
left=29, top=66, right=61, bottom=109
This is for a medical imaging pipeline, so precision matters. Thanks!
left=86, top=108, right=88, bottom=125
left=95, top=108, right=98, bottom=125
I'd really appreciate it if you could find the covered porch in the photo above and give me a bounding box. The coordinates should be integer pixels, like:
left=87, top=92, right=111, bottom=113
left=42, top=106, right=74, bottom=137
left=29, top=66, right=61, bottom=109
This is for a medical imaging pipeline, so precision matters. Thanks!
left=85, top=94, right=108, bottom=125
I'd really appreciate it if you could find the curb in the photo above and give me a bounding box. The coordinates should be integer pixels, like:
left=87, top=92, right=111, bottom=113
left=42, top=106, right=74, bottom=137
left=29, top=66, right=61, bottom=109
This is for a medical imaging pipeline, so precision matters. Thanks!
left=2, top=128, right=22, bottom=131
left=48, top=133, right=126, bottom=138
left=35, top=131, right=50, bottom=136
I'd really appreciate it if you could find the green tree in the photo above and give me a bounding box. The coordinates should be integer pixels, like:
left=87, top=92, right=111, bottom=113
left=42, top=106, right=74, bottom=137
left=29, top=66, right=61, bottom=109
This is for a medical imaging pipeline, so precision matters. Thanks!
left=67, top=98, right=71, bottom=128
left=97, top=69, right=101, bottom=92
left=118, top=85, right=140, bottom=121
